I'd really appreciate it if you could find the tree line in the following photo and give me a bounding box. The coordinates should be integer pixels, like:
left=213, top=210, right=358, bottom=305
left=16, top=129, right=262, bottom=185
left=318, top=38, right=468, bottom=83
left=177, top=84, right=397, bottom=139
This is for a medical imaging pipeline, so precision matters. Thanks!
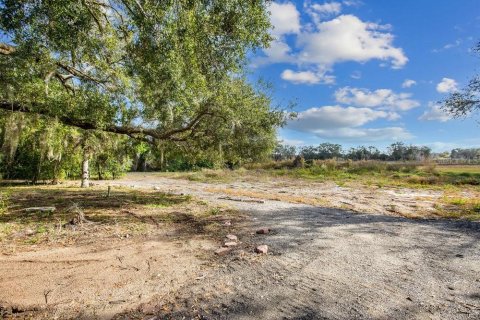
left=273, top=142, right=435, bottom=162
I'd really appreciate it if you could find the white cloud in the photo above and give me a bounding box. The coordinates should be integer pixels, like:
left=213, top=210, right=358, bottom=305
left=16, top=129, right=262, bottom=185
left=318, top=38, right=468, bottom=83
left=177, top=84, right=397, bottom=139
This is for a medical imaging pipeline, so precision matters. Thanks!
left=350, top=71, right=362, bottom=79
left=334, top=87, right=420, bottom=111
left=311, top=2, right=342, bottom=15
left=305, top=1, right=342, bottom=24
left=267, top=2, right=301, bottom=36
left=419, top=102, right=452, bottom=122
left=281, top=69, right=335, bottom=84
left=297, top=15, right=408, bottom=69
left=287, top=105, right=410, bottom=142
left=402, top=79, right=416, bottom=88
left=258, top=3, right=408, bottom=83
left=436, top=78, right=458, bottom=93
left=433, top=39, right=462, bottom=53
left=343, top=0, right=363, bottom=7
left=289, top=106, right=393, bottom=131
left=313, top=127, right=412, bottom=141
left=279, top=137, right=305, bottom=146
left=262, top=40, right=294, bottom=63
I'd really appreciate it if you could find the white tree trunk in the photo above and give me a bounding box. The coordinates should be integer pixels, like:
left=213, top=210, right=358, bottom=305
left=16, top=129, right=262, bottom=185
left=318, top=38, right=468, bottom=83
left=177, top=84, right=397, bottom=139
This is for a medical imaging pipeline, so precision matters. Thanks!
left=81, top=153, right=90, bottom=188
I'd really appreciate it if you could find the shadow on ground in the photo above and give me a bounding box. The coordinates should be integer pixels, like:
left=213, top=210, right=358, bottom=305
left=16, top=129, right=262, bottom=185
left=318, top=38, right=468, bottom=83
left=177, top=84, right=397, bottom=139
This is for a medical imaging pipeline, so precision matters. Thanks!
left=117, top=204, right=480, bottom=320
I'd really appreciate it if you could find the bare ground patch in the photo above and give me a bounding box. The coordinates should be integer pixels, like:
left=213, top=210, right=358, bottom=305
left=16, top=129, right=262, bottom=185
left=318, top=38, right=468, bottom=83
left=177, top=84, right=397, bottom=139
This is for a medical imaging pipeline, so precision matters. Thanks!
left=0, top=185, right=243, bottom=319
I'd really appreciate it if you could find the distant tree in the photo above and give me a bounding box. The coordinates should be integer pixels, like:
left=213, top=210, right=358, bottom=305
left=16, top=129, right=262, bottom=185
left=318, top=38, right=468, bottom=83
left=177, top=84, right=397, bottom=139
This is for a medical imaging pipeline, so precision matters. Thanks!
left=388, top=142, right=407, bottom=161
left=300, top=143, right=342, bottom=160
left=451, top=148, right=480, bottom=160
left=273, top=143, right=297, bottom=161
left=388, top=142, right=431, bottom=161
left=346, top=146, right=387, bottom=161
left=441, top=42, right=480, bottom=119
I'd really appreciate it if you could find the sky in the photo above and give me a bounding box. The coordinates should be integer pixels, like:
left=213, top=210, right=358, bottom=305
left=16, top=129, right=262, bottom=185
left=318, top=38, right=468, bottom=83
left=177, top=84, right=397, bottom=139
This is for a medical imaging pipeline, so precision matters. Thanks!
left=249, top=0, right=480, bottom=152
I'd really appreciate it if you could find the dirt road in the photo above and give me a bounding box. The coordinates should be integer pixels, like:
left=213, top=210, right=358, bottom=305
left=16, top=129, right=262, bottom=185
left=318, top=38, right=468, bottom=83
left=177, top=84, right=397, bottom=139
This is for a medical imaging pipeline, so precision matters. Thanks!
left=2, top=173, right=479, bottom=319
left=105, top=173, right=480, bottom=319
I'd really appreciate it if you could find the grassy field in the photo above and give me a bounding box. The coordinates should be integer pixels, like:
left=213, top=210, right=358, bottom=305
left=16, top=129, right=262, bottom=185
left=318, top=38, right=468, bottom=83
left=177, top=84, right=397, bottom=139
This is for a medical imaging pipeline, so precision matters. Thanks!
left=167, top=161, right=480, bottom=188
left=162, top=161, right=480, bottom=221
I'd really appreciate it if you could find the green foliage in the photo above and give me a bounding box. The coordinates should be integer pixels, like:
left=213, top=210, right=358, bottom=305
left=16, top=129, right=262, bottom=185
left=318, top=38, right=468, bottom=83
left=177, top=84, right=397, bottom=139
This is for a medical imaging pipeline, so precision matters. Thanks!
left=0, top=114, right=132, bottom=182
left=0, top=1, right=285, bottom=177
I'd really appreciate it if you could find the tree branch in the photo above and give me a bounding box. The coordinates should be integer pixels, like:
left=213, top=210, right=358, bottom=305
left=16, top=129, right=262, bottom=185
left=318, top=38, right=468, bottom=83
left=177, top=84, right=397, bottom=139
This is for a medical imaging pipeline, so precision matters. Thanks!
left=0, top=43, right=15, bottom=55
left=0, top=100, right=213, bottom=142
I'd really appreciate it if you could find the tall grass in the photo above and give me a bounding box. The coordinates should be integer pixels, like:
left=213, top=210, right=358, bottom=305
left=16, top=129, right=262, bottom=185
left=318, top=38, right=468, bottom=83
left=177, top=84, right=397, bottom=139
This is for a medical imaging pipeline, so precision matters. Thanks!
left=243, top=160, right=480, bottom=186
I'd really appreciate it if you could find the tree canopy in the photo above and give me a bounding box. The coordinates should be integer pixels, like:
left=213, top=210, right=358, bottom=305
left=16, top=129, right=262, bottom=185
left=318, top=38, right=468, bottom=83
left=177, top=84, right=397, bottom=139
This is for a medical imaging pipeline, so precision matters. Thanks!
left=442, top=42, right=480, bottom=119
left=0, top=0, right=284, bottom=148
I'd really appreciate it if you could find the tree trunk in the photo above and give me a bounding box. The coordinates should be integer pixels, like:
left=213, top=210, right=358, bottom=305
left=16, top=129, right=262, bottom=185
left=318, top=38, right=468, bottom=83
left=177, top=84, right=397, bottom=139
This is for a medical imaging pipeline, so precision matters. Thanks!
left=160, top=148, right=164, bottom=171
left=81, top=151, right=90, bottom=188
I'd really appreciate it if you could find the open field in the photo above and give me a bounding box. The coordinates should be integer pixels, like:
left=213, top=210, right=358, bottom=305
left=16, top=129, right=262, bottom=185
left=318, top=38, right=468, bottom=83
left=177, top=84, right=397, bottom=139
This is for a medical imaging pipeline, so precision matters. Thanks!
left=1, top=169, right=480, bottom=319
left=162, top=163, right=480, bottom=221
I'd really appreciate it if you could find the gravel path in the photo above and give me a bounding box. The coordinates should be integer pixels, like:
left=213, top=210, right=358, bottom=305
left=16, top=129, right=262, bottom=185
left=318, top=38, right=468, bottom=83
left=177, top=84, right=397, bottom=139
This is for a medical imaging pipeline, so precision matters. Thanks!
left=107, top=174, right=480, bottom=320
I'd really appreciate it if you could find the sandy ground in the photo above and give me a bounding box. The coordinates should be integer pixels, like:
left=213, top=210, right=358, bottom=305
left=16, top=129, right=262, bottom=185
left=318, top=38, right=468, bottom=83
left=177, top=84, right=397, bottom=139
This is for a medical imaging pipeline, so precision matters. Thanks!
left=0, top=233, right=216, bottom=319
left=2, top=173, right=480, bottom=319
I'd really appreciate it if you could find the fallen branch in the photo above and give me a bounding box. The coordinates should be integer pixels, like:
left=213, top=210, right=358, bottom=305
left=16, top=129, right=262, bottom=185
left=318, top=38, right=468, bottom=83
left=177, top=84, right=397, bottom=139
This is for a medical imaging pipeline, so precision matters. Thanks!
left=24, top=207, right=56, bottom=213
left=218, top=196, right=265, bottom=204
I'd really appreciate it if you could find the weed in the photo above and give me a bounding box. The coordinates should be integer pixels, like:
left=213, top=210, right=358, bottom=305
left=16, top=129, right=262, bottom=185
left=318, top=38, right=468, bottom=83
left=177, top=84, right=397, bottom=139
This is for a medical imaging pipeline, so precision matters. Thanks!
left=0, top=191, right=8, bottom=214
left=207, top=207, right=221, bottom=216
left=449, top=198, right=467, bottom=205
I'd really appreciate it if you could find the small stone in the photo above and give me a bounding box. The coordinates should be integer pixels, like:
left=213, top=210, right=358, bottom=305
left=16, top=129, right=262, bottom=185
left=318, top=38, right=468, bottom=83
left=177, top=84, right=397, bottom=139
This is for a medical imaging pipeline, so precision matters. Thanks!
left=455, top=254, right=464, bottom=258
left=24, top=229, right=35, bottom=236
left=447, top=286, right=454, bottom=291
left=255, top=245, right=268, bottom=254
left=153, top=186, right=160, bottom=190
left=226, top=234, right=238, bottom=241
left=224, top=242, right=237, bottom=247
left=223, top=221, right=232, bottom=226
left=215, top=247, right=232, bottom=256
left=256, top=228, right=270, bottom=234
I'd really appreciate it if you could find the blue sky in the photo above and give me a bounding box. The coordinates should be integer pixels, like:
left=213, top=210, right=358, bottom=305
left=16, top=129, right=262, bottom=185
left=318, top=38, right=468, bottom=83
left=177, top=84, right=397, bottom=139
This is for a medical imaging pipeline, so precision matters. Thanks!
left=249, top=0, right=480, bottom=152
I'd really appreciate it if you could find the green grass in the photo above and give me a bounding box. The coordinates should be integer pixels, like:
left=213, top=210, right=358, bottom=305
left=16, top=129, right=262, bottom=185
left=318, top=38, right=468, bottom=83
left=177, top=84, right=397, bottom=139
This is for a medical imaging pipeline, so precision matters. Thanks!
left=436, top=195, right=480, bottom=221
left=262, top=162, right=480, bottom=188
left=165, top=162, right=480, bottom=192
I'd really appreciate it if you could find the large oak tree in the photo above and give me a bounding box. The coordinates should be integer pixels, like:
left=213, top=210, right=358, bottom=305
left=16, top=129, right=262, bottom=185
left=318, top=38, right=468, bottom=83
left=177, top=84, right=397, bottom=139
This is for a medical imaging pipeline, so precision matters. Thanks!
left=0, top=0, right=285, bottom=185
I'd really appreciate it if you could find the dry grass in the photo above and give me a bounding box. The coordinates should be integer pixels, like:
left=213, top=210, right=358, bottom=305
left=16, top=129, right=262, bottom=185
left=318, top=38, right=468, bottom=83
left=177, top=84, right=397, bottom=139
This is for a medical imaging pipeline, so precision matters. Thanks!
left=205, top=187, right=329, bottom=207
left=164, top=162, right=480, bottom=192
left=0, top=185, right=240, bottom=250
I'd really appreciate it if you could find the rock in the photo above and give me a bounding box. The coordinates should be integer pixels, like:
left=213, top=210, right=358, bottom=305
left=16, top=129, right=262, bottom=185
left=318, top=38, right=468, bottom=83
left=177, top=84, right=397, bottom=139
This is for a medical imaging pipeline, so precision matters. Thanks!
left=215, top=247, right=232, bottom=256
left=24, top=229, right=36, bottom=236
left=223, top=220, right=232, bottom=226
left=226, top=234, right=238, bottom=241
left=256, top=228, right=270, bottom=234
left=223, top=242, right=237, bottom=247
left=255, top=245, right=268, bottom=254
left=153, top=186, right=161, bottom=190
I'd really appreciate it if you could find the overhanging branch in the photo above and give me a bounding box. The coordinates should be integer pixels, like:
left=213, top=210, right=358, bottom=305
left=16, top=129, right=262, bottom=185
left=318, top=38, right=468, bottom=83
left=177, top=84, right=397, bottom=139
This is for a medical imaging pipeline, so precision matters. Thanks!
left=0, top=100, right=213, bottom=142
